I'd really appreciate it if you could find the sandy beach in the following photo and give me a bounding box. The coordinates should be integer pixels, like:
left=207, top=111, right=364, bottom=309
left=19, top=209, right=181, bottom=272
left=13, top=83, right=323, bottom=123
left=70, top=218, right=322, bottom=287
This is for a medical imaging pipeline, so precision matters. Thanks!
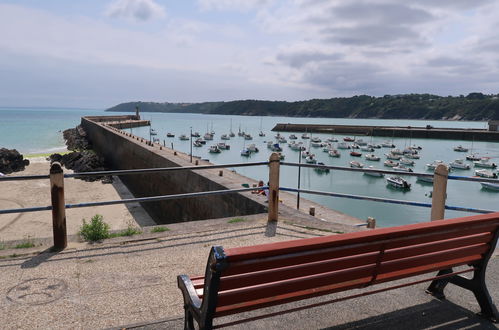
left=0, top=157, right=155, bottom=243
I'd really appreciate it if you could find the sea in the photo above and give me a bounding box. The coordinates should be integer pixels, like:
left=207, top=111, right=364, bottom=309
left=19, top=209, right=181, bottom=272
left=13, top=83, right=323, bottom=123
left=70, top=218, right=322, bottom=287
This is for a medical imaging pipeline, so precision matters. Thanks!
left=1, top=107, right=497, bottom=227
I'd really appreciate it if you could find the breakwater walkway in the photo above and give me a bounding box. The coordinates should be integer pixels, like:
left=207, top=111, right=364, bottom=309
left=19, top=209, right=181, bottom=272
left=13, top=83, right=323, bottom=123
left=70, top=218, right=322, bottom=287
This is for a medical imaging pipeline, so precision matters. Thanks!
left=0, top=220, right=497, bottom=329
left=273, top=123, right=499, bottom=141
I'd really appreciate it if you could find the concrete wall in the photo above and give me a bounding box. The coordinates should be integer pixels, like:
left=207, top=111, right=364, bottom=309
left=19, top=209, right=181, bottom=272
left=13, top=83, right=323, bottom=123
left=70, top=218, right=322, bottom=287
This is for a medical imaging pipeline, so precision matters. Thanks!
left=81, top=117, right=266, bottom=224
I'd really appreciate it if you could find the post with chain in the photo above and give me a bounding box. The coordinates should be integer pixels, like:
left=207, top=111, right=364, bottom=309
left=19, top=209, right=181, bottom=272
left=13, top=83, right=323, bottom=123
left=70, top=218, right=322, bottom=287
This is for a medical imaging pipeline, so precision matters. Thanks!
left=266, top=152, right=280, bottom=237
left=431, top=164, right=448, bottom=221
left=50, top=162, right=67, bottom=250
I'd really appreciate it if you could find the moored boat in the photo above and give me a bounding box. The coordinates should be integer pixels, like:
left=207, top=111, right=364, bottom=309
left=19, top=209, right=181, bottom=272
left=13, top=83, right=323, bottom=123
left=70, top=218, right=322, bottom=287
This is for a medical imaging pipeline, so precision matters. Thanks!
left=400, top=158, right=415, bottom=166
left=328, top=149, right=340, bottom=157
left=360, top=146, right=374, bottom=152
left=386, top=176, right=411, bottom=189
left=474, top=158, right=497, bottom=168
left=480, top=182, right=499, bottom=191
left=417, top=176, right=433, bottom=183
left=166, top=132, right=175, bottom=137
left=349, top=161, right=364, bottom=168
left=453, top=145, right=468, bottom=152
left=179, top=134, right=189, bottom=141
left=381, top=141, right=395, bottom=148
left=337, top=142, right=350, bottom=149
left=220, top=134, right=230, bottom=140
left=475, top=169, right=497, bottom=178
left=217, top=142, right=230, bottom=150
left=365, top=153, right=380, bottom=161
left=209, top=145, right=221, bottom=153
left=405, top=153, right=420, bottom=159
left=363, top=166, right=384, bottom=177
left=289, top=134, right=298, bottom=140
left=393, top=165, right=413, bottom=172
left=449, top=159, right=470, bottom=170
left=305, top=155, right=317, bottom=164
left=191, top=131, right=200, bottom=137
left=193, top=141, right=203, bottom=147
left=301, top=133, right=310, bottom=139
left=466, top=153, right=481, bottom=161
left=240, top=148, right=250, bottom=157
left=343, top=137, right=355, bottom=142
left=385, top=153, right=402, bottom=160
left=314, top=162, right=330, bottom=174
left=384, top=160, right=399, bottom=167
left=247, top=144, right=259, bottom=153
left=350, top=151, right=362, bottom=157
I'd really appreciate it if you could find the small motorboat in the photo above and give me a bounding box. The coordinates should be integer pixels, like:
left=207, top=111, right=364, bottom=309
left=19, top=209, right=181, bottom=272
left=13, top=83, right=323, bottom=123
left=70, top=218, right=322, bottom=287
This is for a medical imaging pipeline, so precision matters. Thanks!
left=278, top=137, right=287, bottom=143
left=204, top=133, right=214, bottom=140
left=449, top=159, right=470, bottom=170
left=365, top=154, right=380, bottom=161
left=166, top=132, right=175, bottom=137
left=311, top=142, right=322, bottom=148
left=350, top=143, right=360, bottom=149
left=240, top=148, right=250, bottom=157
left=259, top=131, right=265, bottom=137
left=385, top=153, right=402, bottom=160
left=405, top=153, right=420, bottom=159
left=305, top=155, right=317, bottom=164
left=271, top=143, right=283, bottom=152
left=453, top=145, right=468, bottom=152
left=209, top=145, right=221, bottom=153
left=387, top=176, right=411, bottom=189
left=301, top=150, right=311, bottom=158
left=426, top=160, right=446, bottom=171
left=247, top=144, right=259, bottom=153
left=244, top=134, right=253, bottom=140
left=363, top=166, right=384, bottom=177
left=217, top=142, right=230, bottom=150
left=400, top=158, right=415, bottom=166
left=360, top=146, right=374, bottom=152
left=474, top=158, right=497, bottom=168
left=384, top=160, right=399, bottom=167
left=350, top=151, right=362, bottom=157
left=369, top=143, right=382, bottom=149
left=311, top=137, right=322, bottom=143
left=337, top=142, right=350, bottom=149
left=381, top=141, right=395, bottom=148
left=326, top=137, right=338, bottom=142
left=417, top=176, right=434, bottom=183
left=314, top=162, right=330, bottom=174
left=301, top=133, right=310, bottom=139
left=290, top=142, right=305, bottom=151
left=328, top=149, right=340, bottom=157
left=393, top=165, right=413, bottom=172
left=344, top=137, right=355, bottom=142
left=179, top=134, right=189, bottom=141
left=193, top=141, right=203, bottom=147
left=191, top=132, right=200, bottom=137
left=466, top=153, right=481, bottom=161
left=355, top=139, right=367, bottom=146
left=322, top=144, right=332, bottom=152
left=391, top=148, right=404, bottom=155
left=150, top=129, right=157, bottom=136
left=229, top=131, right=235, bottom=137
left=195, top=138, right=206, bottom=145
left=350, top=161, right=364, bottom=168
left=289, top=134, right=298, bottom=140
left=475, top=169, right=497, bottom=178
left=221, top=134, right=230, bottom=140
left=480, top=182, right=499, bottom=191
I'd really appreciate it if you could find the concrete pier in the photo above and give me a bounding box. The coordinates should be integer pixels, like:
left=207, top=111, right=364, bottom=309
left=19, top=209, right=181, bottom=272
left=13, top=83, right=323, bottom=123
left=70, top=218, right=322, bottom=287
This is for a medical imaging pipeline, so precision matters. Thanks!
left=273, top=123, right=499, bottom=141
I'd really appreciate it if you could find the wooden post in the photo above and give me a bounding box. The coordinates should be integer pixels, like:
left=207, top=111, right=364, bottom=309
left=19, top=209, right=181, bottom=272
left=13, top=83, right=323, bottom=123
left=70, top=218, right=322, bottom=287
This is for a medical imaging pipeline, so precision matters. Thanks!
left=50, top=162, right=67, bottom=250
left=266, top=153, right=280, bottom=237
left=431, top=164, right=448, bottom=221
left=309, top=207, right=315, bottom=216
left=219, top=170, right=223, bottom=177
left=367, top=217, right=376, bottom=229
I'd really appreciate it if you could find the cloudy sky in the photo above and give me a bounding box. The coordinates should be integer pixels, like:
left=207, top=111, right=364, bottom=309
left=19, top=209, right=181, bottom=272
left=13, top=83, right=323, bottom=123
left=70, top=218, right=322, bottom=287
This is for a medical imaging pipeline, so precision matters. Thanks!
left=0, top=0, right=498, bottom=108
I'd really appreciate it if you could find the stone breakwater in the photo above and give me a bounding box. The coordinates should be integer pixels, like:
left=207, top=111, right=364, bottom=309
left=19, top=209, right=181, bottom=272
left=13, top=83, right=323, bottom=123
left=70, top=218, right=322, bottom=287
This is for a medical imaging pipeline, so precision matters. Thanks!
left=272, top=123, right=499, bottom=141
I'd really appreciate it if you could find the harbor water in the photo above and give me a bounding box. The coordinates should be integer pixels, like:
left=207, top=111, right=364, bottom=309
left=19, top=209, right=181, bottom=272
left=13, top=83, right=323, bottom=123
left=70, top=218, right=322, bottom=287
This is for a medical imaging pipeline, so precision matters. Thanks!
left=1, top=108, right=497, bottom=227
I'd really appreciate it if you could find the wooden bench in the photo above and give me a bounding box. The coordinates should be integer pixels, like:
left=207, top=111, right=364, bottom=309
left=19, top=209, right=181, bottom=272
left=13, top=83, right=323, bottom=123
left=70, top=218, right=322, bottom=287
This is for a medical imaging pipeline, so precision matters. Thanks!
left=177, top=213, right=499, bottom=329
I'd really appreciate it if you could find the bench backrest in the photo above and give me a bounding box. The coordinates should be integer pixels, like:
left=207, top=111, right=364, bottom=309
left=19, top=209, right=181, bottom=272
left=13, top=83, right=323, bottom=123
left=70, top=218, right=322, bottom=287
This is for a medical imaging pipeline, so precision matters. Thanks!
left=197, top=213, right=499, bottom=318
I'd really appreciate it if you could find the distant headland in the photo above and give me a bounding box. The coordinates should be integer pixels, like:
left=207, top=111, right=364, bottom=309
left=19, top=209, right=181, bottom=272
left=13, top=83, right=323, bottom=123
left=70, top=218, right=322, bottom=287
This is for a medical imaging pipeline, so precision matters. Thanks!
left=106, top=93, right=499, bottom=121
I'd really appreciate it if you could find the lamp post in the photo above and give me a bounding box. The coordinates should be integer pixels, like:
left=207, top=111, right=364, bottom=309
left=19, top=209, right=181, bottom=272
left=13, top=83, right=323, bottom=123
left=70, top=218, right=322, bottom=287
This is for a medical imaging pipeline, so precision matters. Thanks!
left=190, top=127, right=193, bottom=163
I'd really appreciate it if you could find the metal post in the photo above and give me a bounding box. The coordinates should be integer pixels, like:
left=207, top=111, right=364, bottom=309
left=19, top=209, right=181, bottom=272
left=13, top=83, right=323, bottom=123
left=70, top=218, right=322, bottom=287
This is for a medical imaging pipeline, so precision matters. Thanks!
left=190, top=127, right=193, bottom=163
left=50, top=162, right=67, bottom=250
left=431, top=164, right=448, bottom=221
left=297, top=148, right=301, bottom=209
left=266, top=152, right=280, bottom=237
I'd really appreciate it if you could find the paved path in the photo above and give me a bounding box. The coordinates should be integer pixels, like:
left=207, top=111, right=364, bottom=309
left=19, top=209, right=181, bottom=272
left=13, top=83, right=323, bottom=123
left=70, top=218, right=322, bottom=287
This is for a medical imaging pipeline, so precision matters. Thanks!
left=0, top=221, right=497, bottom=330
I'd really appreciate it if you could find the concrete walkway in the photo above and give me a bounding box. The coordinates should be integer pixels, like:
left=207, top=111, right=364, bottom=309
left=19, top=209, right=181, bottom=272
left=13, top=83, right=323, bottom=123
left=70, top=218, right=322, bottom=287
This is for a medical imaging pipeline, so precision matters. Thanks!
left=0, top=220, right=497, bottom=330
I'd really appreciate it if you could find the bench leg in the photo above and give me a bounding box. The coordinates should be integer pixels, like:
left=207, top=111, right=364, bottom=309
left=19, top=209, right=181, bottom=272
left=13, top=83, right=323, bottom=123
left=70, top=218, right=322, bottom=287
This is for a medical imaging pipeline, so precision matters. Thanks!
left=184, top=306, right=196, bottom=330
left=448, top=269, right=499, bottom=323
left=426, top=268, right=453, bottom=299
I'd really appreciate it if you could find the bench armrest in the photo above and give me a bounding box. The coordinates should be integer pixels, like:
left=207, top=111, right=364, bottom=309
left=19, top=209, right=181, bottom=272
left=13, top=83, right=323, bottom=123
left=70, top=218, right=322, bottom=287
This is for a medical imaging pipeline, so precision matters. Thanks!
left=177, top=275, right=202, bottom=310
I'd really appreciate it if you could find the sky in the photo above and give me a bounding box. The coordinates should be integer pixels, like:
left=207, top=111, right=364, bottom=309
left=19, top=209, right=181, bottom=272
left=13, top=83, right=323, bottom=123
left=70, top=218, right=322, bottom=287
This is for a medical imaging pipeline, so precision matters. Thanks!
left=0, top=0, right=498, bottom=109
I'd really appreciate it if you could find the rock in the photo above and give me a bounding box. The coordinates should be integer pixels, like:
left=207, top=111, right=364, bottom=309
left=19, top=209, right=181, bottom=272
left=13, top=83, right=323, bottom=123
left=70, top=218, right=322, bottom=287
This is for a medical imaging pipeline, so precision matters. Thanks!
left=53, top=150, right=107, bottom=182
left=0, top=148, right=29, bottom=174
left=49, top=153, right=63, bottom=163
left=63, top=125, right=91, bottom=151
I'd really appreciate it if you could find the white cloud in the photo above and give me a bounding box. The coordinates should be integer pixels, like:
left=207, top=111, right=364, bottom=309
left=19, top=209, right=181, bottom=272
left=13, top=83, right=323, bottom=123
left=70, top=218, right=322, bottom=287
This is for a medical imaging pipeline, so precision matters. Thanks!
left=198, top=0, right=273, bottom=12
left=105, top=0, right=166, bottom=21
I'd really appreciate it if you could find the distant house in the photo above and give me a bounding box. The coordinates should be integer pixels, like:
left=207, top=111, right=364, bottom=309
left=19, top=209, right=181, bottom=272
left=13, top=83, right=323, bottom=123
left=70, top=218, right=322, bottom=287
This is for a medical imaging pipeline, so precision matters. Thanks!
left=489, top=120, right=499, bottom=131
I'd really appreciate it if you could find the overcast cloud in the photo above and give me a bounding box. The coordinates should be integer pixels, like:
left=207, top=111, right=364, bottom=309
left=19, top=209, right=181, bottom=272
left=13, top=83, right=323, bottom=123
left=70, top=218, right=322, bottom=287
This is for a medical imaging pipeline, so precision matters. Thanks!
left=0, top=0, right=497, bottom=108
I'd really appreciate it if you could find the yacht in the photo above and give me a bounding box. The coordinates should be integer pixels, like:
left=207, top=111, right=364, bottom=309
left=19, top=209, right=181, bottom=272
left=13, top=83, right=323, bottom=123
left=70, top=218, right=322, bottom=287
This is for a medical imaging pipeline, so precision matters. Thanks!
left=247, top=144, right=259, bottom=153
left=191, top=132, right=200, bottom=137
left=405, top=153, right=420, bottom=159
left=244, top=134, right=253, bottom=140
left=480, top=182, right=499, bottom=191
left=426, top=160, right=446, bottom=171
left=289, top=134, right=298, bottom=140
left=209, top=145, right=221, bottom=153
left=278, top=136, right=287, bottom=143
left=475, top=169, right=497, bottom=178
left=166, top=132, right=175, bottom=137
left=393, top=165, right=413, bottom=172
left=217, top=143, right=230, bottom=150
left=195, top=138, right=206, bottom=145
left=391, top=148, right=404, bottom=155
left=343, top=137, right=355, bottom=142
left=349, top=161, right=364, bottom=168
left=301, top=133, right=310, bottom=139
left=474, top=158, right=497, bottom=168
left=400, top=158, right=415, bottom=166
left=259, top=131, right=265, bottom=137
left=220, top=134, right=230, bottom=140
left=355, top=139, right=367, bottom=146
left=384, top=160, right=399, bottom=167
left=179, top=134, right=189, bottom=141
left=193, top=141, right=203, bottom=147
left=337, top=142, right=350, bottom=149
left=328, top=149, right=340, bottom=157
left=350, top=151, right=362, bottom=157
left=311, top=137, right=322, bottom=143
left=305, top=155, right=317, bottom=164
left=360, top=146, right=374, bottom=152
left=466, top=153, right=481, bottom=161
left=240, top=148, right=250, bottom=157
left=385, top=153, right=402, bottom=160
left=453, top=145, right=469, bottom=152
left=204, top=133, right=214, bottom=140
left=381, top=141, right=395, bottom=148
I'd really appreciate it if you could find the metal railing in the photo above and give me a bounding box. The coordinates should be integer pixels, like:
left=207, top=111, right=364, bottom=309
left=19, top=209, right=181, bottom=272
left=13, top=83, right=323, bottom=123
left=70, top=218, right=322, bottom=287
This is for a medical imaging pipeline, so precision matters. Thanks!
left=1, top=152, right=497, bottom=250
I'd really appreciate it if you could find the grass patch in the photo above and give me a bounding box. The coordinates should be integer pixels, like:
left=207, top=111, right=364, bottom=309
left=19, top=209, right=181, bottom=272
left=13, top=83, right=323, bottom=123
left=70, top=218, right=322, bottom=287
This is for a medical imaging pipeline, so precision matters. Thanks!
left=14, top=242, right=35, bottom=249
left=151, top=226, right=170, bottom=233
left=109, top=226, right=142, bottom=238
left=79, top=214, right=110, bottom=242
left=25, top=151, right=70, bottom=158
left=228, top=218, right=246, bottom=224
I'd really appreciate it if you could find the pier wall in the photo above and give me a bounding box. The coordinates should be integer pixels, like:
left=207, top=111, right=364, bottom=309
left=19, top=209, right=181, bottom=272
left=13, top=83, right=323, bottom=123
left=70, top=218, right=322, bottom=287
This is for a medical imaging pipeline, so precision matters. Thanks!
left=273, top=124, right=499, bottom=141
left=81, top=117, right=266, bottom=224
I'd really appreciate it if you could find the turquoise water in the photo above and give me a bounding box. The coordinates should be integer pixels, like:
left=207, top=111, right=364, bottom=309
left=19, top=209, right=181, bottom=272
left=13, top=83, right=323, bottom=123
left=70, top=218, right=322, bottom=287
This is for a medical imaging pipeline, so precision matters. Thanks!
left=1, top=108, right=497, bottom=227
